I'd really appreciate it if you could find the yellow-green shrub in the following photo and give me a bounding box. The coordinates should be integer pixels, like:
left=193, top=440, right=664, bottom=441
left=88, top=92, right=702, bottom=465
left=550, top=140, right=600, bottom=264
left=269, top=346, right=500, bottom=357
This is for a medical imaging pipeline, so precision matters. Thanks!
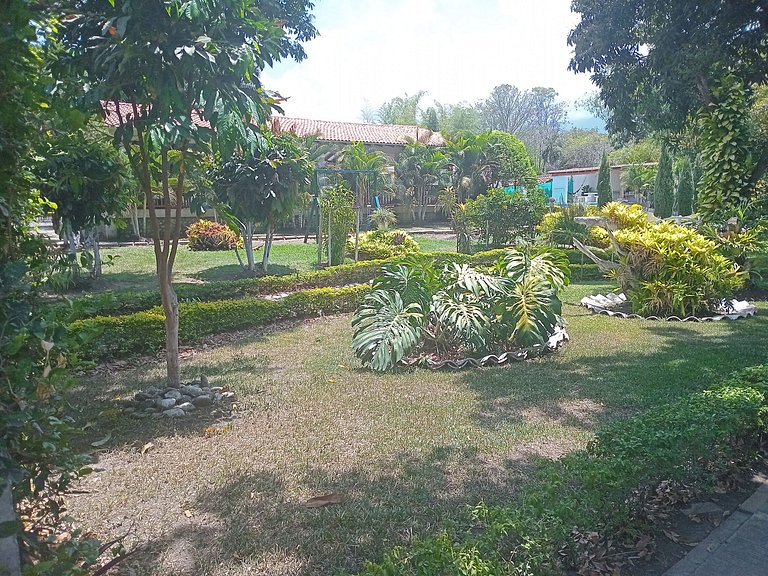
left=186, top=219, right=242, bottom=251
left=614, top=221, right=746, bottom=316
left=599, top=202, right=649, bottom=230
left=349, top=229, right=421, bottom=260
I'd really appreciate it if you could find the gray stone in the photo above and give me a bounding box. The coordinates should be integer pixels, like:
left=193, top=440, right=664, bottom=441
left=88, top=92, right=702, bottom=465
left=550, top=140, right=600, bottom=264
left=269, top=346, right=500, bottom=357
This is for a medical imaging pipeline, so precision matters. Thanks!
left=210, top=387, right=224, bottom=393
left=164, top=390, right=182, bottom=400
left=179, top=394, right=192, bottom=404
left=201, top=387, right=212, bottom=394
left=134, top=392, right=150, bottom=401
left=177, top=402, right=196, bottom=412
left=191, top=394, right=213, bottom=407
left=200, top=375, right=209, bottom=386
left=155, top=397, right=176, bottom=409
left=163, top=408, right=186, bottom=418
left=213, top=393, right=223, bottom=403
left=145, top=387, right=163, bottom=397
left=180, top=385, right=203, bottom=397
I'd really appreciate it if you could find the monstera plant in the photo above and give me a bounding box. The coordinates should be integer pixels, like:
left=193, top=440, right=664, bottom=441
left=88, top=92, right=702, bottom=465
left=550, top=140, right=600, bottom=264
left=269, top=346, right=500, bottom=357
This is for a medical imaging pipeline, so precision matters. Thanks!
left=352, top=248, right=570, bottom=371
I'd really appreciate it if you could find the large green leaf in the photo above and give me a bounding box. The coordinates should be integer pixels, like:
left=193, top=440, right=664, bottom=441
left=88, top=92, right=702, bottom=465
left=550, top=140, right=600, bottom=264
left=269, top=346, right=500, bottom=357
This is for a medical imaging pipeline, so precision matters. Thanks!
left=443, top=263, right=508, bottom=297
left=373, top=255, right=437, bottom=309
left=352, top=290, right=425, bottom=371
left=501, top=276, right=560, bottom=347
left=502, top=248, right=571, bottom=292
left=432, top=291, right=490, bottom=352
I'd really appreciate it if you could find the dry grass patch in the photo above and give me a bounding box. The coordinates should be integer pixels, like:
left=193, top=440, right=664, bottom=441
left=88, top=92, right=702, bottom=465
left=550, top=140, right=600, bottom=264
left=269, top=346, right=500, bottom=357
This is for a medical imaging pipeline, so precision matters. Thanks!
left=65, top=283, right=768, bottom=575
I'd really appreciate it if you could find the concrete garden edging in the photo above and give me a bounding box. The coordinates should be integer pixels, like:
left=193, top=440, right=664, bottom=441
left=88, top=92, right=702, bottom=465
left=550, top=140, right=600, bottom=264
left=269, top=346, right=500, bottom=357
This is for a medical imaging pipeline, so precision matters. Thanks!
left=580, top=292, right=757, bottom=321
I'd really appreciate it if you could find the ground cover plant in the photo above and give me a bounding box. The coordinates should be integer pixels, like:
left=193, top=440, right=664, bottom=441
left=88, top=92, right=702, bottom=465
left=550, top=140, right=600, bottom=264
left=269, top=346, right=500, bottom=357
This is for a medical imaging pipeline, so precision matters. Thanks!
left=63, top=284, right=768, bottom=576
left=352, top=248, right=570, bottom=371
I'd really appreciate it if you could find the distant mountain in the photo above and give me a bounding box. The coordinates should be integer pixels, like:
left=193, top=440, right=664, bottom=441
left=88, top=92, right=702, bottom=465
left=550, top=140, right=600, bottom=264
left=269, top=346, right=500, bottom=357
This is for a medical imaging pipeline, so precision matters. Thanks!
left=566, top=113, right=606, bottom=133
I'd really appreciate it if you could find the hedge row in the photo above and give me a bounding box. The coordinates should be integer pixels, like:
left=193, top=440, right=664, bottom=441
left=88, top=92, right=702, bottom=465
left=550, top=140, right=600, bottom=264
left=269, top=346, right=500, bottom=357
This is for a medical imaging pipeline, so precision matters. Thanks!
left=70, top=284, right=370, bottom=360
left=360, top=365, right=768, bottom=575
left=55, top=248, right=607, bottom=322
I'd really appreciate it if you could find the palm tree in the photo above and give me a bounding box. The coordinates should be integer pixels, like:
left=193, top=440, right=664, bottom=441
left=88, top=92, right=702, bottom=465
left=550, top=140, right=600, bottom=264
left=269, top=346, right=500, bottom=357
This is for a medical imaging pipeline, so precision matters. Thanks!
left=396, top=140, right=449, bottom=221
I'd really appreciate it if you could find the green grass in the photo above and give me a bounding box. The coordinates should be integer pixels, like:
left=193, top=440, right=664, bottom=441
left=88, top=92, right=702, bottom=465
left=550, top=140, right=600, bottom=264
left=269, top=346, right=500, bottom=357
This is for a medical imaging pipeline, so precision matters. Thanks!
left=89, top=237, right=456, bottom=293
left=66, top=282, right=768, bottom=575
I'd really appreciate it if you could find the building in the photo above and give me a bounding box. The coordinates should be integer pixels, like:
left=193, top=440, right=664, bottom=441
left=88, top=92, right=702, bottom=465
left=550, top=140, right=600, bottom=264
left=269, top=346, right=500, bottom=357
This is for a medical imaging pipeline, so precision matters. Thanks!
left=270, top=116, right=445, bottom=163
left=548, top=163, right=657, bottom=206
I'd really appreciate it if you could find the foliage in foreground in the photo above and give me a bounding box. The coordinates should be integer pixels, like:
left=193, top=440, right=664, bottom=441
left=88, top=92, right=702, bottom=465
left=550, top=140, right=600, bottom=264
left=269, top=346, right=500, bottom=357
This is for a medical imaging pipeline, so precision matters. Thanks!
left=614, top=221, right=745, bottom=316
left=352, top=249, right=570, bottom=371
left=360, top=365, right=768, bottom=576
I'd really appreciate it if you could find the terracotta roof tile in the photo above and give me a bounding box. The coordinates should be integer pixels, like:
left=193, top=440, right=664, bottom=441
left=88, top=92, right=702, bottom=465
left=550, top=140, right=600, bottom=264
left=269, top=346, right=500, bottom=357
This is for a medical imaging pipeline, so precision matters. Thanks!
left=101, top=101, right=444, bottom=147
left=271, top=116, right=445, bottom=147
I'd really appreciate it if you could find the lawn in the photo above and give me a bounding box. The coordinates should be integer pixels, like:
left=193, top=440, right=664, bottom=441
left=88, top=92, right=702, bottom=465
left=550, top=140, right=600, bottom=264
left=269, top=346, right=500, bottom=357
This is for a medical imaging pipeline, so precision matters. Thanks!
left=91, top=235, right=456, bottom=293
left=65, top=281, right=768, bottom=576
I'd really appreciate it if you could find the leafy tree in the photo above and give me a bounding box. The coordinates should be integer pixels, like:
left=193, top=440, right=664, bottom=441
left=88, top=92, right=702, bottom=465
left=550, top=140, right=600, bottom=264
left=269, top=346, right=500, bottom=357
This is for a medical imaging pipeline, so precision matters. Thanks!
left=423, top=107, right=439, bottom=131
left=609, top=138, right=660, bottom=166
left=677, top=157, right=695, bottom=216
left=54, top=0, right=317, bottom=387
left=215, top=133, right=312, bottom=272
left=465, top=188, right=547, bottom=247
left=376, top=91, right=426, bottom=125
left=37, top=130, right=130, bottom=278
left=596, top=152, right=611, bottom=206
left=478, top=84, right=533, bottom=134
left=484, top=131, right=538, bottom=189
left=569, top=0, right=768, bottom=136
left=557, top=129, right=610, bottom=169
left=654, top=144, right=674, bottom=218
left=518, top=87, right=567, bottom=172
left=434, top=101, right=482, bottom=137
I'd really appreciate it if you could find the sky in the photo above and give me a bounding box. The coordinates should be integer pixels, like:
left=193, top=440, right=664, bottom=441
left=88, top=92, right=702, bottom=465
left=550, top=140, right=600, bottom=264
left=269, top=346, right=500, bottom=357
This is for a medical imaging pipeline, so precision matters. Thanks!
left=261, top=0, right=601, bottom=128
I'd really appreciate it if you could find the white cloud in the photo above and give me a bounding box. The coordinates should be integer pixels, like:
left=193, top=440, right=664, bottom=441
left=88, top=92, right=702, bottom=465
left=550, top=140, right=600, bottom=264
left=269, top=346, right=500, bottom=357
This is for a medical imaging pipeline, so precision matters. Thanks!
left=261, top=0, right=596, bottom=122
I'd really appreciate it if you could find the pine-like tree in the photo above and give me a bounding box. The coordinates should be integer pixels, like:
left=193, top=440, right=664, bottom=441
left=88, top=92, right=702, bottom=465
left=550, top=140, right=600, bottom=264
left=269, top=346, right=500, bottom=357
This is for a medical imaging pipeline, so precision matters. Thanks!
left=654, top=145, right=674, bottom=218
left=596, top=151, right=611, bottom=206
left=676, top=158, right=694, bottom=216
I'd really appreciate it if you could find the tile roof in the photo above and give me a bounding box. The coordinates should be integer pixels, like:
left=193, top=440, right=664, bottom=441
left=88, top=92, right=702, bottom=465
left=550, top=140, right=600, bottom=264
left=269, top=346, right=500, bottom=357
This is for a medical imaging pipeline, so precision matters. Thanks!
left=100, top=100, right=212, bottom=128
left=271, top=116, right=446, bottom=147
left=101, top=102, right=444, bottom=147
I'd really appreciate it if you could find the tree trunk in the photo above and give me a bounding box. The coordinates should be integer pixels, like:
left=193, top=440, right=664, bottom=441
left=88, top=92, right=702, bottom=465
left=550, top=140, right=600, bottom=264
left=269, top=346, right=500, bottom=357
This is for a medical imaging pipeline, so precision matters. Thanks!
left=262, top=223, right=273, bottom=272
left=244, top=221, right=255, bottom=272
left=130, top=203, right=140, bottom=238
left=84, top=228, right=102, bottom=277
left=158, top=257, right=180, bottom=387
left=0, top=477, right=21, bottom=576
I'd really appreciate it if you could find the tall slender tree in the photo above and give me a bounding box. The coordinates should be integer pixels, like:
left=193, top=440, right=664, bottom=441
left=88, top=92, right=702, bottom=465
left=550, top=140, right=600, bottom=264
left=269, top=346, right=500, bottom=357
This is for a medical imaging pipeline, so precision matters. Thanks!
left=596, top=152, right=612, bottom=206
left=654, top=145, right=675, bottom=218
left=676, top=158, right=695, bottom=216
left=54, top=0, right=317, bottom=387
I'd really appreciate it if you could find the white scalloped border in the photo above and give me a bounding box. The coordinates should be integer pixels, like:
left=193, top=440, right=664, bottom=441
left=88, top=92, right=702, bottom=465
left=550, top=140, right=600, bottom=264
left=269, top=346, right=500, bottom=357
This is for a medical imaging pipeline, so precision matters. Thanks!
left=580, top=292, right=757, bottom=322
left=400, top=326, right=569, bottom=370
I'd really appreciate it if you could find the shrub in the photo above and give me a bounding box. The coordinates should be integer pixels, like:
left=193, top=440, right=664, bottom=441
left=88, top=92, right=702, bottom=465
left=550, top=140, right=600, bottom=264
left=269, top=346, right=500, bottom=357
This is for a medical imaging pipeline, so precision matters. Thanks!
left=598, top=202, right=649, bottom=230
left=466, top=188, right=547, bottom=247
left=537, top=207, right=611, bottom=249
left=352, top=248, right=570, bottom=371
left=69, top=285, right=370, bottom=359
left=186, top=219, right=241, bottom=251
left=369, top=207, right=397, bottom=230
left=614, top=221, right=746, bottom=316
left=350, top=230, right=421, bottom=260
left=320, top=184, right=355, bottom=265
left=360, top=365, right=768, bottom=576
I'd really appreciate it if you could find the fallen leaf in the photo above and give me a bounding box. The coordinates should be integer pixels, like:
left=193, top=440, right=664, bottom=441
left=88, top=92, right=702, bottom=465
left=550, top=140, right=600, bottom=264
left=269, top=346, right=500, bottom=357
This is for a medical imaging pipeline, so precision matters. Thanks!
left=91, top=433, right=112, bottom=447
left=663, top=529, right=680, bottom=543
left=183, top=509, right=193, bottom=518
left=304, top=493, right=344, bottom=508
left=140, top=442, right=154, bottom=455
left=326, top=377, right=336, bottom=383
left=635, top=535, right=652, bottom=550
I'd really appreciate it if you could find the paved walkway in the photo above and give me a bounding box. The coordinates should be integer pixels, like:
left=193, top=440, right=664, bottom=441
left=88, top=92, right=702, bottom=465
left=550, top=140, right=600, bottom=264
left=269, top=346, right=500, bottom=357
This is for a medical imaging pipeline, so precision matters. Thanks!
left=663, top=476, right=768, bottom=576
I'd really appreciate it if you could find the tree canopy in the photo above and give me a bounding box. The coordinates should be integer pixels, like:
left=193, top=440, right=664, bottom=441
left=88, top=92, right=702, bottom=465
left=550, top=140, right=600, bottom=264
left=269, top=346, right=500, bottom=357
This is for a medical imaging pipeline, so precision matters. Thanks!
left=569, top=0, right=768, bottom=136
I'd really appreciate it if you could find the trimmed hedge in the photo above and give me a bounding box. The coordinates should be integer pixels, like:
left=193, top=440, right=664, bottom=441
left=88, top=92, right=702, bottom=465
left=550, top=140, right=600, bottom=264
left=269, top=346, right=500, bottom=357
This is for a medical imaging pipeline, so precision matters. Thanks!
left=360, top=366, right=768, bottom=575
left=70, top=284, right=370, bottom=359
left=53, top=248, right=606, bottom=322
